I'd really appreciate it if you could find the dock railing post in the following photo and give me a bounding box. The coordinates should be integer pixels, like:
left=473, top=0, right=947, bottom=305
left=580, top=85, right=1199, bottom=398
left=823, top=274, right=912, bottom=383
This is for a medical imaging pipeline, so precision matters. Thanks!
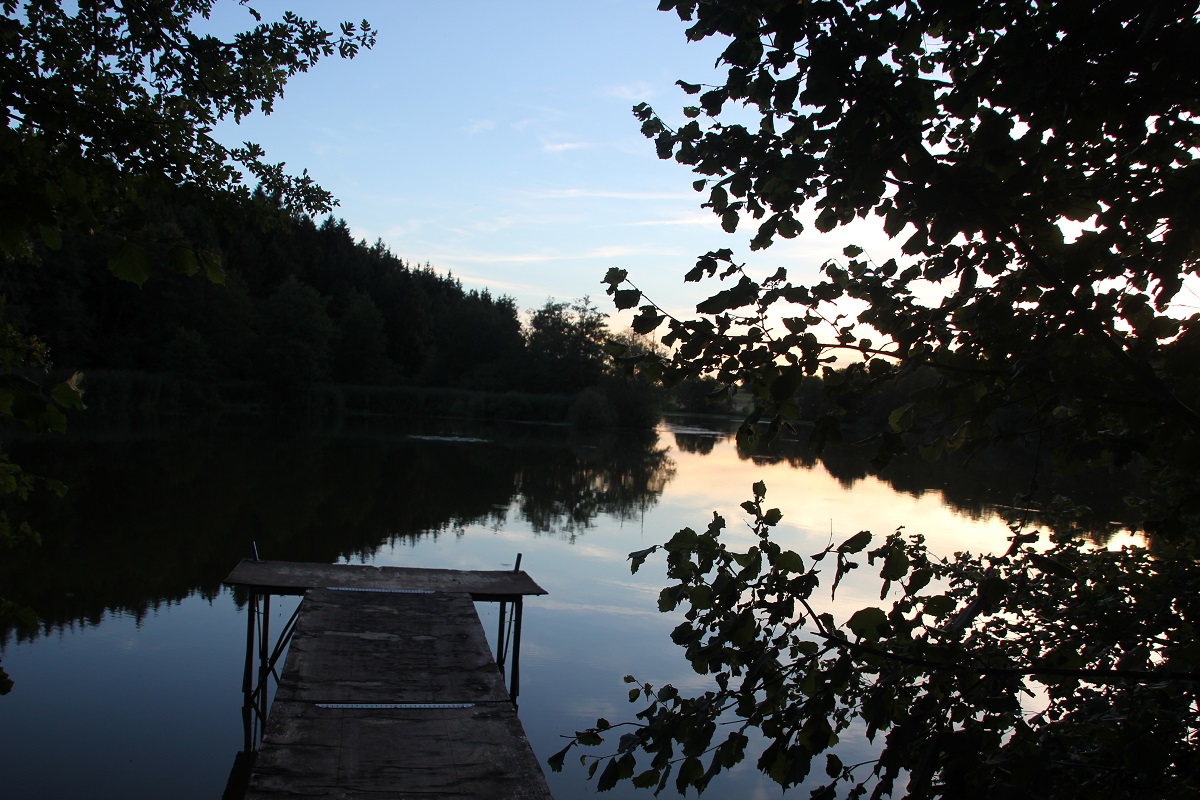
left=241, top=589, right=257, bottom=752
left=510, top=554, right=525, bottom=703
left=496, top=553, right=524, bottom=678
left=495, top=599, right=507, bottom=670
left=511, top=596, right=524, bottom=704
left=257, top=593, right=271, bottom=728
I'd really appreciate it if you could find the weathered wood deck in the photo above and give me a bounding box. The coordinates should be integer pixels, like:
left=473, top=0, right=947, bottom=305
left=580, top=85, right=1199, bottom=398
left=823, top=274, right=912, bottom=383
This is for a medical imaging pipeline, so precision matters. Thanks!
left=225, top=558, right=547, bottom=600
left=224, top=561, right=552, bottom=800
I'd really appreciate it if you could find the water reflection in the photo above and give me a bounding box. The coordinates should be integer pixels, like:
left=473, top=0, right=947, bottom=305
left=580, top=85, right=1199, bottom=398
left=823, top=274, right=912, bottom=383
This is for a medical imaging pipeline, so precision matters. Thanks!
left=0, top=421, right=675, bottom=644
left=2, top=416, right=1138, bottom=647
left=669, top=425, right=722, bottom=455
left=0, top=415, right=1145, bottom=800
left=516, top=428, right=674, bottom=538
left=685, top=416, right=1141, bottom=544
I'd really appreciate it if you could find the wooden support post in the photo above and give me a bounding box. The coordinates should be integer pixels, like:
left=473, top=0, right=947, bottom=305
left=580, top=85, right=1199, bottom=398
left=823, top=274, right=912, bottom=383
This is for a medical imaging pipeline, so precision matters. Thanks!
left=510, top=597, right=523, bottom=704
left=257, top=593, right=271, bottom=728
left=495, top=599, right=507, bottom=669
left=501, top=554, right=525, bottom=695
left=243, top=590, right=256, bottom=696
left=267, top=601, right=304, bottom=683
left=241, top=589, right=257, bottom=752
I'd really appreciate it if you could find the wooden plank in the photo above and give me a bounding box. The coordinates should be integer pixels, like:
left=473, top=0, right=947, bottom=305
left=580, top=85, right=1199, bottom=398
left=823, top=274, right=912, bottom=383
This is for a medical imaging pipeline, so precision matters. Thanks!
left=249, top=702, right=551, bottom=799
left=224, top=559, right=546, bottom=600
left=245, top=589, right=552, bottom=799
left=274, top=590, right=510, bottom=706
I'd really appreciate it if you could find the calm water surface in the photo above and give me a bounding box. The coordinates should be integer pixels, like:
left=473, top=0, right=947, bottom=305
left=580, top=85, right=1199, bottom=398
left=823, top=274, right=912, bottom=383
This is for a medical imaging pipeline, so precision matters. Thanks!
left=0, top=417, right=1120, bottom=799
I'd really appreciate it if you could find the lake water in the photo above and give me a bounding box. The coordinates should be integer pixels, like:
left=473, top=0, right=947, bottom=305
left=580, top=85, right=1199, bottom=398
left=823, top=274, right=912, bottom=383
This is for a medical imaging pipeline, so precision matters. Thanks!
left=0, top=416, right=1135, bottom=799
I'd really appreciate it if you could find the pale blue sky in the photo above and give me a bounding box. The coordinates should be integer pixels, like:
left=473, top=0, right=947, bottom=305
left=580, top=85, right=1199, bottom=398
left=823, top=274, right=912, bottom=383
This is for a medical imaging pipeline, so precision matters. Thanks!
left=214, top=1, right=897, bottom=324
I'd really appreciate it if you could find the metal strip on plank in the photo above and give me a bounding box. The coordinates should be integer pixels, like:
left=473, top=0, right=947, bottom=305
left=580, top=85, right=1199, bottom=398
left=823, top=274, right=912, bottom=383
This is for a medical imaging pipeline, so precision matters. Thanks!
left=324, top=587, right=436, bottom=594
left=314, top=702, right=476, bottom=709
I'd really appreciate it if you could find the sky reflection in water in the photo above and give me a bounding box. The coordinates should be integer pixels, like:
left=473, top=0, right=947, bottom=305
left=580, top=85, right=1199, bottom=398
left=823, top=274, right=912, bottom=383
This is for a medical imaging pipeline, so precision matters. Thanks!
left=0, top=419, right=1055, bottom=799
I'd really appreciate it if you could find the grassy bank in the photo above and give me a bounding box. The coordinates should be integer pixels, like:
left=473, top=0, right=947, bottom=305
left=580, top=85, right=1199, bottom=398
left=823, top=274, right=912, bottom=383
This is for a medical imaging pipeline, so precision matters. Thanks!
left=35, top=370, right=663, bottom=431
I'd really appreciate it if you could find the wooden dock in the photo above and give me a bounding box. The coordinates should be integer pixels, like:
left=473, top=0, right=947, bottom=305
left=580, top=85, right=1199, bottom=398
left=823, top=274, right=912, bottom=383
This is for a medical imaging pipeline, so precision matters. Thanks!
left=224, top=559, right=552, bottom=800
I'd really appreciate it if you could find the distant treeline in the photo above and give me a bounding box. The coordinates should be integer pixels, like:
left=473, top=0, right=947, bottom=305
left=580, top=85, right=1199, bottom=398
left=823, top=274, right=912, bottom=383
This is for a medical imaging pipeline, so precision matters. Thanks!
left=2, top=187, right=661, bottom=426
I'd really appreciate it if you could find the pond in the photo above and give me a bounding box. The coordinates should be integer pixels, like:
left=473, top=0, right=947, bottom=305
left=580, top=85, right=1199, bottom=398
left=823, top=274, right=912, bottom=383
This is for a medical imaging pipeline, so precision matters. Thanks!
left=0, top=415, right=1136, bottom=799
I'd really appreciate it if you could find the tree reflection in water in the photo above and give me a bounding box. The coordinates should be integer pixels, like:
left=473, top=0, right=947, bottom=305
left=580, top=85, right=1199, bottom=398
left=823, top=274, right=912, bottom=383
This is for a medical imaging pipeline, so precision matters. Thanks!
left=721, top=419, right=1141, bottom=544
left=0, top=420, right=675, bottom=644
left=1, top=414, right=1134, bottom=648
left=0, top=416, right=1147, bottom=800
left=515, top=429, right=674, bottom=539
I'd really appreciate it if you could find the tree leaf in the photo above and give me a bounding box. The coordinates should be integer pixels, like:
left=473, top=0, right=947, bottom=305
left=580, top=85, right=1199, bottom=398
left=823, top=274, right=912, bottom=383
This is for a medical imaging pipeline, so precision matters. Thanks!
left=1029, top=553, right=1077, bottom=582
left=547, top=743, right=573, bottom=772
left=846, top=606, right=888, bottom=640
left=632, top=768, right=660, bottom=788
left=603, top=267, right=629, bottom=286
left=107, top=240, right=152, bottom=286
left=629, top=545, right=659, bottom=574
left=676, top=757, right=705, bottom=791
left=597, top=758, right=622, bottom=791
left=838, top=531, right=872, bottom=554
left=613, top=289, right=642, bottom=310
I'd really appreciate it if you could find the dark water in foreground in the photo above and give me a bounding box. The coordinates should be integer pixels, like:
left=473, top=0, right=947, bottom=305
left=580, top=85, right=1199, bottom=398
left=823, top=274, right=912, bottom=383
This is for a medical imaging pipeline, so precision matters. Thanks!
left=0, top=417, right=1140, bottom=799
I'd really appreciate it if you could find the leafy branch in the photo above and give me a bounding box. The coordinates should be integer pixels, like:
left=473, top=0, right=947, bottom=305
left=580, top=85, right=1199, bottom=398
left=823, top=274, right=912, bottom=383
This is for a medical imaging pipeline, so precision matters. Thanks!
left=561, top=482, right=1200, bottom=796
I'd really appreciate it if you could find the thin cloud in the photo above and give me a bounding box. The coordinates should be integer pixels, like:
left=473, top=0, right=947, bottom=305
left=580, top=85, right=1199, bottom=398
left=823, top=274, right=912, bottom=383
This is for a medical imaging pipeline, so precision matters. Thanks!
left=447, top=273, right=534, bottom=293
left=584, top=245, right=645, bottom=259
left=624, top=212, right=718, bottom=227
left=432, top=251, right=562, bottom=265
left=510, top=103, right=572, bottom=132
left=542, top=139, right=591, bottom=153
left=430, top=244, right=684, bottom=265
left=531, top=188, right=692, bottom=201
left=465, top=118, right=496, bottom=134
left=579, top=244, right=689, bottom=259
left=603, top=81, right=655, bottom=101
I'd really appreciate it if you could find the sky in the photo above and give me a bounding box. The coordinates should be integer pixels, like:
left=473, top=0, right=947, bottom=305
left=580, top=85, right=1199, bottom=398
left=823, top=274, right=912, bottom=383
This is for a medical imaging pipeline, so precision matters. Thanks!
left=211, top=0, right=901, bottom=326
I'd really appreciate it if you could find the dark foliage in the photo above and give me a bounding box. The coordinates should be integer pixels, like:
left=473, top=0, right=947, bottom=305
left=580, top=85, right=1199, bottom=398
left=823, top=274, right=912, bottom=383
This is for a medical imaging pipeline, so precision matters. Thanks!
left=559, top=1, right=1200, bottom=797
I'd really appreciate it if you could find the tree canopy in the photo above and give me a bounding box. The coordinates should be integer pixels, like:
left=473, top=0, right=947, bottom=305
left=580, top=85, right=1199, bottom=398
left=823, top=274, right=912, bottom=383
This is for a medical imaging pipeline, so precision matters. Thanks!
left=0, top=0, right=373, bottom=692
left=560, top=1, right=1200, bottom=797
left=0, top=0, right=375, bottom=443
left=525, top=298, right=612, bottom=394
left=1, top=0, right=374, bottom=265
